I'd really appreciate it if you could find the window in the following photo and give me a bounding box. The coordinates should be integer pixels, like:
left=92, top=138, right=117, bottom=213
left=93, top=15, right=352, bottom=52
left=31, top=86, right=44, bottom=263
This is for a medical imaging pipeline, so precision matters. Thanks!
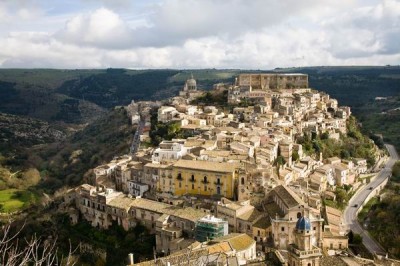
left=241, top=177, right=245, bottom=185
left=281, top=227, right=285, bottom=232
left=192, top=184, right=194, bottom=190
left=204, top=185, right=207, bottom=191
left=191, top=174, right=195, bottom=181
left=313, top=227, right=316, bottom=231
left=203, top=176, right=208, bottom=183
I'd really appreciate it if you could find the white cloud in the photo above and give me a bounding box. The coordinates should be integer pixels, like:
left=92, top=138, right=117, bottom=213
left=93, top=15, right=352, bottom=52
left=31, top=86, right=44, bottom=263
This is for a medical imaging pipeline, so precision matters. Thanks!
left=55, top=8, right=135, bottom=49
left=0, top=0, right=399, bottom=68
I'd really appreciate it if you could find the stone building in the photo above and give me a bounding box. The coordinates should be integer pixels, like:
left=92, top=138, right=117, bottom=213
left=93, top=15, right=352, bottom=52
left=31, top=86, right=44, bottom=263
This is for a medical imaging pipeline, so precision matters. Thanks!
left=173, top=160, right=239, bottom=199
left=236, top=73, right=308, bottom=91
left=287, top=216, right=322, bottom=266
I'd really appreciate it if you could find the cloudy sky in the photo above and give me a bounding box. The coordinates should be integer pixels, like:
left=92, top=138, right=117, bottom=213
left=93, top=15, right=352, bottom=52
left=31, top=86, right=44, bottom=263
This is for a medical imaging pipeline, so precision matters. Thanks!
left=0, top=0, right=399, bottom=69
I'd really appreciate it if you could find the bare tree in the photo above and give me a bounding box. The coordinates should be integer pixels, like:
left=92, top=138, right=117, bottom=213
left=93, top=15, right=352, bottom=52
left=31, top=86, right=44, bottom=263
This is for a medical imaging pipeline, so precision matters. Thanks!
left=0, top=221, right=77, bottom=266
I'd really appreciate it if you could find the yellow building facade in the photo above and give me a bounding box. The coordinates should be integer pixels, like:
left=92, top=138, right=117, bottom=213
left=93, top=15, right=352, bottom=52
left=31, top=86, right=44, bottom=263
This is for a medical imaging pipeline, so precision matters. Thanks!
left=173, top=160, right=239, bottom=199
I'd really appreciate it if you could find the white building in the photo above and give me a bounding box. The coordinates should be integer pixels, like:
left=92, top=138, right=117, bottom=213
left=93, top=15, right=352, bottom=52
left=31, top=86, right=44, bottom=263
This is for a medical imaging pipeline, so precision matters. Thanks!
left=128, top=181, right=149, bottom=197
left=152, top=140, right=188, bottom=163
left=158, top=106, right=179, bottom=123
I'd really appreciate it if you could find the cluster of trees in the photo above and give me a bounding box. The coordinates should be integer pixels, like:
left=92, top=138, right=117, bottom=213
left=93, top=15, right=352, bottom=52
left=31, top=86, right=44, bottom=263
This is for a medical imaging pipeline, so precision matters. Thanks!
left=297, top=116, right=377, bottom=166
left=191, top=90, right=229, bottom=106
left=23, top=108, right=133, bottom=191
left=360, top=183, right=400, bottom=258
left=61, top=220, right=154, bottom=265
left=149, top=109, right=194, bottom=146
left=0, top=107, right=133, bottom=192
left=360, top=108, right=400, bottom=152
left=0, top=167, right=41, bottom=190
left=392, top=161, right=400, bottom=182
left=323, top=186, right=352, bottom=210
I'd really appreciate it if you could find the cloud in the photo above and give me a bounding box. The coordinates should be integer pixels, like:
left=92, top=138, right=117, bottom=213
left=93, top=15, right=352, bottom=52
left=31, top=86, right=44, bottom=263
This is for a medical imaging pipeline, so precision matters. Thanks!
left=0, top=0, right=45, bottom=22
left=322, top=0, right=400, bottom=58
left=131, top=0, right=356, bottom=47
left=55, top=8, right=135, bottom=49
left=0, top=0, right=399, bottom=69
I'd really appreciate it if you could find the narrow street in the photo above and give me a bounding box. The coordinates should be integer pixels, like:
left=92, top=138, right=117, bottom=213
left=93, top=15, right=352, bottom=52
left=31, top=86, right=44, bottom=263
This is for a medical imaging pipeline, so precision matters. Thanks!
left=343, top=144, right=399, bottom=255
left=130, top=119, right=145, bottom=154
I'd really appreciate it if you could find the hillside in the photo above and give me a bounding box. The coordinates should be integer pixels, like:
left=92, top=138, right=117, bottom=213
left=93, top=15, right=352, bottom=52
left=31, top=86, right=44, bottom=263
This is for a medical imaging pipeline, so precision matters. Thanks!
left=0, top=69, right=238, bottom=125
left=57, top=69, right=180, bottom=108
left=28, top=107, right=133, bottom=190
left=356, top=96, right=400, bottom=151
left=0, top=112, right=66, bottom=153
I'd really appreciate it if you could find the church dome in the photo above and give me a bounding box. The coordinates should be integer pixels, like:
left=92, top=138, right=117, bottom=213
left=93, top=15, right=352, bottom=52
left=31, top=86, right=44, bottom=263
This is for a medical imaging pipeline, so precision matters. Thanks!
left=296, top=216, right=311, bottom=231
left=186, top=78, right=197, bottom=87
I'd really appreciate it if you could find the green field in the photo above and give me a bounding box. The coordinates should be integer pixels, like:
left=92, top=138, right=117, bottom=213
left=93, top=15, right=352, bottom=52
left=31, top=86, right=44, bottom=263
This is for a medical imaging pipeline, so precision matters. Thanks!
left=0, top=189, right=37, bottom=213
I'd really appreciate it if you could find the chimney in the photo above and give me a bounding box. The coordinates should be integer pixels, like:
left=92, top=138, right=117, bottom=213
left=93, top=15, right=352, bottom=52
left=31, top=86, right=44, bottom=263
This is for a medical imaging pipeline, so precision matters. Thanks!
left=128, top=253, right=134, bottom=265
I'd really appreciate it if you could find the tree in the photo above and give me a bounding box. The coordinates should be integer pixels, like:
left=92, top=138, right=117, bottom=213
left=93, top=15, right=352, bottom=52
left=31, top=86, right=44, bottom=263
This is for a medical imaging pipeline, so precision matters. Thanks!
left=392, top=161, right=400, bottom=182
left=0, top=221, right=76, bottom=266
left=292, top=150, right=300, bottom=162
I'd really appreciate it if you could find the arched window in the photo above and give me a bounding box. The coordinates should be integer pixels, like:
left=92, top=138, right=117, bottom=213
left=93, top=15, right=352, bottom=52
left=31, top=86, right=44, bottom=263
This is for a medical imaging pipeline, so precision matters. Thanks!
left=297, top=212, right=302, bottom=219
left=203, top=176, right=208, bottom=183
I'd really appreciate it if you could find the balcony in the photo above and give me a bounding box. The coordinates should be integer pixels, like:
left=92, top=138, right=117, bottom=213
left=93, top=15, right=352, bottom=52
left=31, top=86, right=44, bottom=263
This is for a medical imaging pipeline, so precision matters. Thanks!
left=189, top=179, right=196, bottom=183
left=214, top=181, right=223, bottom=186
left=201, top=180, right=210, bottom=184
left=168, top=174, right=173, bottom=179
left=289, top=244, right=322, bottom=258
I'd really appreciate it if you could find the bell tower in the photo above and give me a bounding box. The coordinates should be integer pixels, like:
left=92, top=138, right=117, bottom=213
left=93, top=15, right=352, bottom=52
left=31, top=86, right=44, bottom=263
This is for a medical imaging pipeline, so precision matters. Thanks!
left=288, top=216, right=322, bottom=266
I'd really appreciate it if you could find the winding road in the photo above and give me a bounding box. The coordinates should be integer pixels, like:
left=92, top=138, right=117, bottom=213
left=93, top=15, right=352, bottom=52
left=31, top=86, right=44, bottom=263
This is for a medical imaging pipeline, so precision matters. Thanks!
left=344, top=144, right=399, bottom=255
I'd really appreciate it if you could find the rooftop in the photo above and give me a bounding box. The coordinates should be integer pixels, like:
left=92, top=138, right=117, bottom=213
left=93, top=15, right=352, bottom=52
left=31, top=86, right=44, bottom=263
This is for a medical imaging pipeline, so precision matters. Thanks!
left=173, top=159, right=239, bottom=173
left=107, top=194, right=134, bottom=210
left=272, top=185, right=305, bottom=209
left=209, top=233, right=255, bottom=252
left=130, top=197, right=206, bottom=222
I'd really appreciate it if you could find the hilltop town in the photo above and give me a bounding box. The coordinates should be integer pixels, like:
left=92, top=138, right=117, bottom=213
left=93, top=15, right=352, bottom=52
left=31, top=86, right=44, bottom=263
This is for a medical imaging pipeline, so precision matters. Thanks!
left=60, top=73, right=385, bottom=265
